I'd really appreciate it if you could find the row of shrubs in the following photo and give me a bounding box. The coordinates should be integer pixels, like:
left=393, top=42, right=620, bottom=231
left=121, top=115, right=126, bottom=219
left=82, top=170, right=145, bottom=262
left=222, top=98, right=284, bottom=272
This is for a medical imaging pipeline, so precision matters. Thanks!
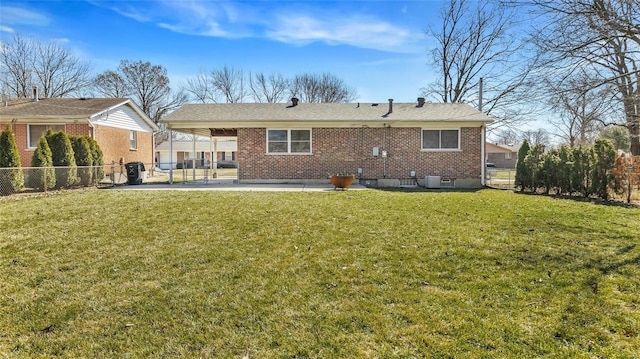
left=0, top=127, right=104, bottom=195
left=514, top=139, right=640, bottom=202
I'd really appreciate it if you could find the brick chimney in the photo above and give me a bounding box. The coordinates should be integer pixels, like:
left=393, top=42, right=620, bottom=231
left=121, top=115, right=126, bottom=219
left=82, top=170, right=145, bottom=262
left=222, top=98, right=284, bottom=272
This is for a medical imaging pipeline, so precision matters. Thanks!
left=291, top=97, right=299, bottom=106
left=417, top=97, right=425, bottom=107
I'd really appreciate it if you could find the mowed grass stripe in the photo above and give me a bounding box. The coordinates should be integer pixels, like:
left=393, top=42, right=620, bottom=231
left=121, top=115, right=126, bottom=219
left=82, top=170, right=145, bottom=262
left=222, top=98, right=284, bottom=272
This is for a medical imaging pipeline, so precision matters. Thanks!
left=0, top=189, right=638, bottom=357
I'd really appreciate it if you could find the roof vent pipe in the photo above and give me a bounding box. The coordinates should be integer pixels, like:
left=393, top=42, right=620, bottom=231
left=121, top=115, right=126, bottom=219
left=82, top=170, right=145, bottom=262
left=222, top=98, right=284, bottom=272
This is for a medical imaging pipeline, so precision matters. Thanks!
left=291, top=97, right=299, bottom=106
left=388, top=98, right=393, bottom=113
left=32, top=87, right=38, bottom=102
left=417, top=97, right=425, bottom=107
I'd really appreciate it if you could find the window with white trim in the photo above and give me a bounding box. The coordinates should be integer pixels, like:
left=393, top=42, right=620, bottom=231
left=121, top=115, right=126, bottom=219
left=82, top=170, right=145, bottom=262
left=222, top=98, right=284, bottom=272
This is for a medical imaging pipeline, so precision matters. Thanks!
left=28, top=124, right=65, bottom=148
left=505, top=152, right=512, bottom=160
left=422, top=129, right=460, bottom=150
left=130, top=130, right=137, bottom=150
left=267, top=129, right=311, bottom=154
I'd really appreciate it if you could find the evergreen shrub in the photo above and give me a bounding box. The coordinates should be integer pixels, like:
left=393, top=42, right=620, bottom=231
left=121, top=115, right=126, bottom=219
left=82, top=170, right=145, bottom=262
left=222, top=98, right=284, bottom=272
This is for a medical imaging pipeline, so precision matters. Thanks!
left=29, top=136, right=56, bottom=191
left=0, top=127, right=24, bottom=195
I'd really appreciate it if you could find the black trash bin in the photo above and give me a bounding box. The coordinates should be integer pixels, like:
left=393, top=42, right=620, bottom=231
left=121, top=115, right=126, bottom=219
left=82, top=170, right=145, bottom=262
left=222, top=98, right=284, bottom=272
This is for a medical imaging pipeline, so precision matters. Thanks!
left=125, top=162, right=146, bottom=185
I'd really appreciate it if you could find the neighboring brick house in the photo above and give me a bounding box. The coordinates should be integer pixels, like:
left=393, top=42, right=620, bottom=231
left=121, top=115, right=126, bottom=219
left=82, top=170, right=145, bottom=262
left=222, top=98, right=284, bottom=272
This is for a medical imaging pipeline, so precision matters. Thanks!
left=486, top=143, right=519, bottom=169
left=0, top=95, right=158, bottom=167
left=161, top=98, right=493, bottom=188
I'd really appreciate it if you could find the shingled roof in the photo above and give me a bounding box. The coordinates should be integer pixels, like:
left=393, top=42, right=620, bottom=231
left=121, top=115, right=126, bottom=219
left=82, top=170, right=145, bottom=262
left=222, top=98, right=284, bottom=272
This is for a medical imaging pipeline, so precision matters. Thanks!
left=0, top=97, right=129, bottom=119
left=162, top=101, right=492, bottom=124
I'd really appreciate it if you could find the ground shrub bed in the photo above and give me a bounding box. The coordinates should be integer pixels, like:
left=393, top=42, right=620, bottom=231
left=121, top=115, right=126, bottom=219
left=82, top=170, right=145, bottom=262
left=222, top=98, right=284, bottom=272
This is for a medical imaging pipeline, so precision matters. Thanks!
left=0, top=189, right=639, bottom=357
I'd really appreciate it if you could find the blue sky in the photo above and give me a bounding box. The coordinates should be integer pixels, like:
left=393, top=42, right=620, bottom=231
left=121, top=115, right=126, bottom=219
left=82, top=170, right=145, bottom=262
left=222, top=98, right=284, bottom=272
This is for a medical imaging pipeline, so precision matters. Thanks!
left=1, top=0, right=444, bottom=103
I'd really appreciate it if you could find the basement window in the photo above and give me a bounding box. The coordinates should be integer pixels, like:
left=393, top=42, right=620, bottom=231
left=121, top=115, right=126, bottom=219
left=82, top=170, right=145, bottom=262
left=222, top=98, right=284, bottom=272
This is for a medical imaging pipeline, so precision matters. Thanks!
left=28, top=124, right=65, bottom=148
left=267, top=129, right=311, bottom=154
left=422, top=129, right=460, bottom=150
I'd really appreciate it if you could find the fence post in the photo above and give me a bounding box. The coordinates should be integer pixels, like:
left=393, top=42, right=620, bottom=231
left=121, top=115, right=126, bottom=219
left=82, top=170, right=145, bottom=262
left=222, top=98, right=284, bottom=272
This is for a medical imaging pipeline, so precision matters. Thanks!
left=111, top=161, right=115, bottom=186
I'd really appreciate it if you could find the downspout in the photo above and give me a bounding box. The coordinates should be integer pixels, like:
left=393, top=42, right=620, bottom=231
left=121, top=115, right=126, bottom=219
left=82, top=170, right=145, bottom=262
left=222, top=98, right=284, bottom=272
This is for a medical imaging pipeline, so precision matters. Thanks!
left=481, top=124, right=486, bottom=186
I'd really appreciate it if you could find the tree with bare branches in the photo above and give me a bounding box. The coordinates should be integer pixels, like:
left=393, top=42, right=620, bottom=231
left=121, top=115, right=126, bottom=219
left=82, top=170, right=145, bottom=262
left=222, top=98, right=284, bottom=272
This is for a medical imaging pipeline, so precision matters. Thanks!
left=182, top=67, right=356, bottom=103
left=424, top=0, right=536, bottom=129
left=1, top=34, right=91, bottom=98
left=183, top=70, right=216, bottom=103
left=289, top=72, right=357, bottom=103
left=93, top=60, right=187, bottom=145
left=210, top=65, right=246, bottom=103
left=248, top=72, right=289, bottom=103
left=546, top=72, right=615, bottom=147
left=530, top=0, right=640, bottom=154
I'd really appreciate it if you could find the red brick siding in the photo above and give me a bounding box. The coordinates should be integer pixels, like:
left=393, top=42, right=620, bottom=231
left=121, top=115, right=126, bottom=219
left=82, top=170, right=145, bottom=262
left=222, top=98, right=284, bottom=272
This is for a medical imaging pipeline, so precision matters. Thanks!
left=95, top=125, right=153, bottom=165
left=7, top=123, right=153, bottom=167
left=237, top=127, right=482, bottom=180
left=11, top=123, right=90, bottom=166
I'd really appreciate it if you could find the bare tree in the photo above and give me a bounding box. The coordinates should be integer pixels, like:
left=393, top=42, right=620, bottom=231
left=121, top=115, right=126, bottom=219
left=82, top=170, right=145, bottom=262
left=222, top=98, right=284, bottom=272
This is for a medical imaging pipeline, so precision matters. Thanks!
left=1, top=34, right=91, bottom=98
left=93, top=70, right=130, bottom=98
left=424, top=0, right=537, bottom=128
left=183, top=67, right=356, bottom=104
left=183, top=70, right=216, bottom=103
left=248, top=72, right=289, bottom=103
left=0, top=34, right=33, bottom=98
left=210, top=65, right=245, bottom=103
left=93, top=60, right=188, bottom=145
left=531, top=0, right=640, bottom=154
left=547, top=72, right=614, bottom=147
left=492, top=128, right=520, bottom=145
left=521, top=128, right=551, bottom=147
left=289, top=72, right=357, bottom=103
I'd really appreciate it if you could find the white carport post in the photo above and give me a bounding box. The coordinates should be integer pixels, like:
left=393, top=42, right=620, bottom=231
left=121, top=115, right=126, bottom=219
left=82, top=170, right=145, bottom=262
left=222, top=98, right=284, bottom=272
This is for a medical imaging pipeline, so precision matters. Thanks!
left=192, top=131, right=197, bottom=181
left=212, top=137, right=218, bottom=174
left=169, top=131, right=173, bottom=184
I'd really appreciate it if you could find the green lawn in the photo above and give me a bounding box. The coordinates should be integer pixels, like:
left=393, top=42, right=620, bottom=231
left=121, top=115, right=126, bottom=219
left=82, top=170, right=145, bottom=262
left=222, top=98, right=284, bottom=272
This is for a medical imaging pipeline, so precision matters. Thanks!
left=1, top=189, right=639, bottom=358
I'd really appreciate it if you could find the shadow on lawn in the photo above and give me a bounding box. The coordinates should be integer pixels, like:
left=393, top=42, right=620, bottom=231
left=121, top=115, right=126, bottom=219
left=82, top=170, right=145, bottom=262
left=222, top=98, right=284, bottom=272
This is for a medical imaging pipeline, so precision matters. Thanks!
left=513, top=190, right=640, bottom=209
left=371, top=187, right=483, bottom=193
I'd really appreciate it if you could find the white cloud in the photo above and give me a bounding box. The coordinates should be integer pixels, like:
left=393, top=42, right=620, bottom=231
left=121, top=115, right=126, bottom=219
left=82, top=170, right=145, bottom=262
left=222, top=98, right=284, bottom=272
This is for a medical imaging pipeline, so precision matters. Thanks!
left=1, top=25, right=14, bottom=33
left=1, top=6, right=50, bottom=26
left=266, top=13, right=422, bottom=53
left=90, top=1, right=422, bottom=53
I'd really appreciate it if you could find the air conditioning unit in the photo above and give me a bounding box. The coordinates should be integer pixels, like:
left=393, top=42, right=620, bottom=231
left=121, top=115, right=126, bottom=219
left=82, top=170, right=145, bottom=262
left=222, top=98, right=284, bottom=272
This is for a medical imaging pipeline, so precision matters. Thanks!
left=425, top=175, right=441, bottom=189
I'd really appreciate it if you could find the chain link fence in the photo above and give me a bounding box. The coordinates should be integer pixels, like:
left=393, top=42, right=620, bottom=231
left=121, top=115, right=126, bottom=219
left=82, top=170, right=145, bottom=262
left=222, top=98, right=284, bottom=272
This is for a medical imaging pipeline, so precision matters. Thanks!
left=485, top=169, right=515, bottom=189
left=0, top=162, right=239, bottom=196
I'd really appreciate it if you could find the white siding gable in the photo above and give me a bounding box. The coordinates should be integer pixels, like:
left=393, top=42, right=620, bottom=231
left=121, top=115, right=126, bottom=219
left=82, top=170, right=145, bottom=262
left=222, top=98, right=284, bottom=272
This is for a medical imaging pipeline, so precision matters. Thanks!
left=90, top=104, right=154, bottom=133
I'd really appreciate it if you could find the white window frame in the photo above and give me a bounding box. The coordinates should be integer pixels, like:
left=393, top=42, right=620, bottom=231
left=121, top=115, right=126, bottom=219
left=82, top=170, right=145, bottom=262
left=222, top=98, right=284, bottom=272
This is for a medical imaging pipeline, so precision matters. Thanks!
left=421, top=128, right=461, bottom=151
left=266, top=129, right=312, bottom=154
left=505, top=152, right=512, bottom=160
left=27, top=124, right=66, bottom=149
left=130, top=130, right=137, bottom=150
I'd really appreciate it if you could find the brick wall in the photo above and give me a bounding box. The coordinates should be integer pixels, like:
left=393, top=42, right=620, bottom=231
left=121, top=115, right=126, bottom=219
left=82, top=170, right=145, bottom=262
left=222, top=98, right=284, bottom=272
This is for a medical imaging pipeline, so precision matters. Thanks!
left=11, top=123, right=91, bottom=165
left=8, top=123, right=153, bottom=167
left=95, top=125, right=153, bottom=165
left=237, top=127, right=482, bottom=181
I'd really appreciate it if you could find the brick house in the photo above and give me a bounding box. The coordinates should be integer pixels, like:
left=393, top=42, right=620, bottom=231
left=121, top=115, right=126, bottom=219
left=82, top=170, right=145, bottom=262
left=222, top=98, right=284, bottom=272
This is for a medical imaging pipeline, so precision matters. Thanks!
left=0, top=95, right=158, bottom=167
left=486, top=143, right=519, bottom=169
left=161, top=98, right=492, bottom=188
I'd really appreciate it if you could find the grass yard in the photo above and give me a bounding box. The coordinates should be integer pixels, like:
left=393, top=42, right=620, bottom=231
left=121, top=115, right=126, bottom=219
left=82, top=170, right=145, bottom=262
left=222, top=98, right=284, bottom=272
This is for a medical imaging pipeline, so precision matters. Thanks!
left=1, top=189, right=639, bottom=358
